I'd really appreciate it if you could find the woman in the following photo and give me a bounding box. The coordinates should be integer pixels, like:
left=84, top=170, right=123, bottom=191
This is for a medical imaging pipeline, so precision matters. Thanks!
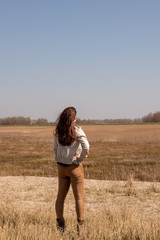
left=54, top=107, right=90, bottom=232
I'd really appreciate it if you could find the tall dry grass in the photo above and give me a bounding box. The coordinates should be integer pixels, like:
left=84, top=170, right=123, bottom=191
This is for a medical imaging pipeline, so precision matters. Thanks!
left=0, top=176, right=160, bottom=240
left=0, top=197, right=160, bottom=239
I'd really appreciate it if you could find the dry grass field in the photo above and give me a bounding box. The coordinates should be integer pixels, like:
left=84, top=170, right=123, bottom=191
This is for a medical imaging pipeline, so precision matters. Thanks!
left=0, top=125, right=160, bottom=239
left=0, top=176, right=160, bottom=239
left=0, top=125, right=160, bottom=181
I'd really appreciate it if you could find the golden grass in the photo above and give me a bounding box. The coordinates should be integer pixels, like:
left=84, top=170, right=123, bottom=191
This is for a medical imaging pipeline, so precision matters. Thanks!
left=82, top=124, right=160, bottom=143
left=0, top=176, right=160, bottom=240
left=1, top=205, right=160, bottom=240
left=0, top=125, right=160, bottom=181
left=1, top=124, right=160, bottom=143
left=1, top=125, right=160, bottom=239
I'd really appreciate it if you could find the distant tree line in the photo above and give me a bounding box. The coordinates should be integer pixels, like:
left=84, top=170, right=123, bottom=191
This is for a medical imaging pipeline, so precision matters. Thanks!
left=76, top=111, right=160, bottom=124
left=102, top=118, right=142, bottom=124
left=76, top=118, right=142, bottom=124
left=0, top=117, right=51, bottom=125
left=142, top=111, right=160, bottom=123
left=76, top=118, right=97, bottom=125
left=0, top=111, right=160, bottom=125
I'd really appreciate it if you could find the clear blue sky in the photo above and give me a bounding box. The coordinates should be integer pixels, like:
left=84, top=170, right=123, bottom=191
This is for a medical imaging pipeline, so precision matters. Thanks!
left=0, top=0, right=160, bottom=121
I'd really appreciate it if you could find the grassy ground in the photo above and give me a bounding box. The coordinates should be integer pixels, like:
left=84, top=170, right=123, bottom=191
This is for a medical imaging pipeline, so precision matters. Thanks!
left=0, top=176, right=160, bottom=240
left=0, top=125, right=160, bottom=181
left=0, top=125, right=160, bottom=239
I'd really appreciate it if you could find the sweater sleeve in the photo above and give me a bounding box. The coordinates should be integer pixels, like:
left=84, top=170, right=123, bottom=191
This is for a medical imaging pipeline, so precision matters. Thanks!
left=76, top=125, right=90, bottom=160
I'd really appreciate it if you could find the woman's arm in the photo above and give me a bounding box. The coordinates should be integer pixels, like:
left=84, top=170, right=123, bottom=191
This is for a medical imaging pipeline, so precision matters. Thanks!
left=77, top=134, right=90, bottom=159
left=75, top=125, right=90, bottom=160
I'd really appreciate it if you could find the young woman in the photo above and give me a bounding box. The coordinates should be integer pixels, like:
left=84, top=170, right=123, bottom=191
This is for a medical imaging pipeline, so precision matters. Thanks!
left=54, top=107, right=90, bottom=232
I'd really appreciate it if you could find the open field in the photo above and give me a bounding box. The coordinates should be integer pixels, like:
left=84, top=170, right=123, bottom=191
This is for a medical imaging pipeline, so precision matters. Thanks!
left=0, top=176, right=160, bottom=240
left=0, top=125, right=160, bottom=181
left=0, top=125, right=160, bottom=239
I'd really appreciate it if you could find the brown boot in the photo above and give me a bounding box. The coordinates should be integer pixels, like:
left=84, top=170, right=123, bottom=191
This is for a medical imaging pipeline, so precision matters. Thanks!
left=56, top=218, right=65, bottom=233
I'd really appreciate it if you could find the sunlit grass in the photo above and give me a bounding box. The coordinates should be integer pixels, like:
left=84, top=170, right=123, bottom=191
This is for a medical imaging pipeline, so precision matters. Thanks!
left=0, top=126, right=160, bottom=181
left=0, top=176, right=160, bottom=240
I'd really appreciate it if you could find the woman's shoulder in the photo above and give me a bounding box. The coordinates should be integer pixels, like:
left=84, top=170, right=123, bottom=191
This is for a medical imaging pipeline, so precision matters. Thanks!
left=75, top=124, right=86, bottom=137
left=75, top=123, right=82, bottom=131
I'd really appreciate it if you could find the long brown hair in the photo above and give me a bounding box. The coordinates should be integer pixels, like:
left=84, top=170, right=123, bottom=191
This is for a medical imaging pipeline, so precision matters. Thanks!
left=55, top=107, right=77, bottom=146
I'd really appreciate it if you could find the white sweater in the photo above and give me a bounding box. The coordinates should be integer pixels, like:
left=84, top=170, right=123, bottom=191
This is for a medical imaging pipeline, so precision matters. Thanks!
left=54, top=124, right=90, bottom=165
